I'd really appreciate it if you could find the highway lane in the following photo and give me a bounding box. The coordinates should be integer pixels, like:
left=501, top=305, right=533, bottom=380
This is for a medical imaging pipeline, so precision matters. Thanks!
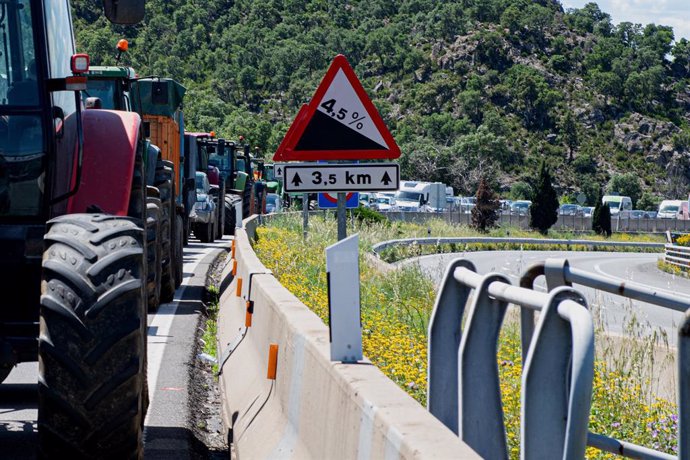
left=404, top=250, right=689, bottom=345
left=0, top=236, right=230, bottom=459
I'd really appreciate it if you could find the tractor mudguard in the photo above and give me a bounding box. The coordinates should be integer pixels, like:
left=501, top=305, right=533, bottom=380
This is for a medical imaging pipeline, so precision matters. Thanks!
left=234, top=171, right=248, bottom=194
left=67, top=110, right=141, bottom=215
left=146, top=142, right=161, bottom=186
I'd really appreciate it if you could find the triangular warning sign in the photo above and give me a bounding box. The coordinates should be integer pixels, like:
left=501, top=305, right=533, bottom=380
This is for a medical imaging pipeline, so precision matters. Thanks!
left=274, top=55, right=400, bottom=161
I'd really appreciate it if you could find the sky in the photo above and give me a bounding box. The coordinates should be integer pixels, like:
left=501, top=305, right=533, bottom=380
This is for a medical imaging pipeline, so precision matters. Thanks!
left=561, top=0, right=690, bottom=41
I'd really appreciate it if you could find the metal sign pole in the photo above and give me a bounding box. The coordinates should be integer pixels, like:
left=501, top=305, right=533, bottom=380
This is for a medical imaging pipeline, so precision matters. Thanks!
left=337, top=192, right=347, bottom=240
left=302, top=193, right=309, bottom=240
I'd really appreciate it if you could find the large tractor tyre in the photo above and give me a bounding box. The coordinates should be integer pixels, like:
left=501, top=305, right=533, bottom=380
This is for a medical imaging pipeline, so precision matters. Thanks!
left=155, top=162, right=175, bottom=304
left=173, top=214, right=184, bottom=288
left=38, top=214, right=146, bottom=459
left=194, top=222, right=214, bottom=243
left=146, top=197, right=162, bottom=312
left=242, top=180, right=253, bottom=218
left=224, top=199, right=237, bottom=236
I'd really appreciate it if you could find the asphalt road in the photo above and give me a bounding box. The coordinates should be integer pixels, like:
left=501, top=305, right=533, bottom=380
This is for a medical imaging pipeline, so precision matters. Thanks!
left=0, top=236, right=231, bottom=459
left=405, top=250, right=689, bottom=345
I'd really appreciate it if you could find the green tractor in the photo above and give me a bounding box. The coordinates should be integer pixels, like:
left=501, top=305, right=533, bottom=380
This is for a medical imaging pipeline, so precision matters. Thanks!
left=264, top=163, right=283, bottom=196
left=84, top=65, right=190, bottom=308
left=192, top=136, right=258, bottom=234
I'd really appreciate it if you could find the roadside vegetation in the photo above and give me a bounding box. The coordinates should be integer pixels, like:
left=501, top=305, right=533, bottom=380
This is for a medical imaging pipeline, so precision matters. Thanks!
left=254, top=214, right=677, bottom=458
left=74, top=0, right=690, bottom=203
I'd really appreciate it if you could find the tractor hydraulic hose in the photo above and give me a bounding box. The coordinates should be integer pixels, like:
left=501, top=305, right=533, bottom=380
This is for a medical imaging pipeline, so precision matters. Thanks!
left=50, top=91, right=83, bottom=204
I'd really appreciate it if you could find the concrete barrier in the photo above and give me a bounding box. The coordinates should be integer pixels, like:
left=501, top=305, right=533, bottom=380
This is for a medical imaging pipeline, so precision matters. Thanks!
left=217, top=220, right=480, bottom=459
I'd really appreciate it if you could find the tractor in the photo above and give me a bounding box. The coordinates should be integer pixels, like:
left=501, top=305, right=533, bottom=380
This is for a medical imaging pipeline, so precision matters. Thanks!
left=189, top=134, right=258, bottom=235
left=84, top=65, right=189, bottom=309
left=0, top=0, right=149, bottom=458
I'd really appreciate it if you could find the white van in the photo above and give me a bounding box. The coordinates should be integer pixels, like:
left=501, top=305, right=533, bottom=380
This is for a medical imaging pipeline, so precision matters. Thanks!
left=395, top=181, right=448, bottom=212
left=658, top=200, right=690, bottom=220
left=602, top=195, right=632, bottom=216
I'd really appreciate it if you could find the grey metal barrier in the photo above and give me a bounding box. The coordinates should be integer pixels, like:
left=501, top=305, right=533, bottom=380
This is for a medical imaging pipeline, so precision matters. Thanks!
left=372, top=236, right=664, bottom=255
left=665, top=244, right=690, bottom=270
left=428, top=259, right=594, bottom=459
left=520, top=258, right=686, bottom=460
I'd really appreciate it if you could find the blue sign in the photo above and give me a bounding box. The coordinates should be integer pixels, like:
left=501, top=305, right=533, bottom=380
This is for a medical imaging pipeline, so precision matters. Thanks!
left=318, top=192, right=359, bottom=209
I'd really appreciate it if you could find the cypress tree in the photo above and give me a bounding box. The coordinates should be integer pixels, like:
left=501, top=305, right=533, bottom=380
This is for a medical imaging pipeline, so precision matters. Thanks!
left=529, top=160, right=559, bottom=235
left=592, top=188, right=612, bottom=236
left=471, top=177, right=500, bottom=232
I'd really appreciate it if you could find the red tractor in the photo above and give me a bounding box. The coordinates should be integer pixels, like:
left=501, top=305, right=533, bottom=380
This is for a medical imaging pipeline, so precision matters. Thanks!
left=0, top=0, right=149, bottom=458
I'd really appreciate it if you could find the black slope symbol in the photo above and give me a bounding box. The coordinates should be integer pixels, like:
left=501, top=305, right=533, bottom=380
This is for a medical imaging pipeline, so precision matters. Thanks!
left=295, top=110, right=387, bottom=151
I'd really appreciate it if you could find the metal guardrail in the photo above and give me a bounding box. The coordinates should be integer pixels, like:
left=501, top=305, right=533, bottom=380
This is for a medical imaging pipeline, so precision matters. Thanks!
left=429, top=257, right=687, bottom=459
left=428, top=259, right=594, bottom=459
left=372, top=236, right=664, bottom=255
left=380, top=211, right=690, bottom=232
left=665, top=244, right=690, bottom=270
left=519, top=258, right=688, bottom=460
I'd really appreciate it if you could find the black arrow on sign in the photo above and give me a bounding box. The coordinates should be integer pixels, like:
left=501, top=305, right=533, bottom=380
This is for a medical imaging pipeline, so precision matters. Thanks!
left=381, top=171, right=392, bottom=186
left=276, top=167, right=283, bottom=176
left=291, top=172, right=303, bottom=187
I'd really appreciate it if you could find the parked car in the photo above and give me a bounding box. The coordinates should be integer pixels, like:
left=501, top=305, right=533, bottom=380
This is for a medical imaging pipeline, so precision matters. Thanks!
left=460, top=196, right=477, bottom=213
left=510, top=200, right=532, bottom=215
left=645, top=210, right=658, bottom=219
left=265, top=193, right=282, bottom=214
left=581, top=206, right=594, bottom=218
left=372, top=195, right=397, bottom=212
left=190, top=171, right=217, bottom=242
left=559, top=204, right=582, bottom=216
left=359, top=192, right=374, bottom=208
left=628, top=210, right=646, bottom=219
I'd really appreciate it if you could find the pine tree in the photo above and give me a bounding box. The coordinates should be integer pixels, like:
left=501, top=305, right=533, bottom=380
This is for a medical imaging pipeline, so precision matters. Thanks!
left=592, top=188, right=612, bottom=236
left=529, top=160, right=559, bottom=235
left=471, top=177, right=500, bottom=232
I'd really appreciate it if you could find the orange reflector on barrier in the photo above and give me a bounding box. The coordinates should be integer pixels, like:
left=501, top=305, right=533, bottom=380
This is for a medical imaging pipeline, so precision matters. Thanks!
left=232, top=259, right=238, bottom=276
left=236, top=277, right=243, bottom=297
left=267, top=344, right=278, bottom=380
left=245, top=300, right=254, bottom=327
left=231, top=240, right=236, bottom=259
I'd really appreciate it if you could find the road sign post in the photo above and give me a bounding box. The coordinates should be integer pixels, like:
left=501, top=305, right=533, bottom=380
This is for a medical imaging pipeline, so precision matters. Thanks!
left=302, top=193, right=309, bottom=240
left=337, top=192, right=347, bottom=240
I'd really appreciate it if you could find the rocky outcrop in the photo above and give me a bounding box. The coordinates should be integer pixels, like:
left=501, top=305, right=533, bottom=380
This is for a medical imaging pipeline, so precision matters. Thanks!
left=613, top=113, right=682, bottom=166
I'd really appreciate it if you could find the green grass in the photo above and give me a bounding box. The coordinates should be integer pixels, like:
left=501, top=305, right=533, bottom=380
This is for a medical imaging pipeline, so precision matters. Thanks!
left=202, top=284, right=220, bottom=375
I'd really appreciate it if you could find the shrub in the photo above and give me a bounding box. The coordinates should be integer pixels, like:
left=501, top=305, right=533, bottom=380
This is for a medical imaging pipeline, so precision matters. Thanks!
left=351, top=206, right=390, bottom=226
left=471, top=177, right=500, bottom=232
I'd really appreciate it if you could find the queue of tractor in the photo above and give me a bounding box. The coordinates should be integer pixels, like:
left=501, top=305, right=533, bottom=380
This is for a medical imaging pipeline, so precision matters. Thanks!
left=83, top=50, right=272, bottom=309
left=0, top=1, right=267, bottom=456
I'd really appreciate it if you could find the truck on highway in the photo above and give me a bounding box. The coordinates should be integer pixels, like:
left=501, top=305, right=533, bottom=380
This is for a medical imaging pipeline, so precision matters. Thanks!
left=394, top=181, right=448, bottom=212
left=658, top=199, right=690, bottom=219
left=602, top=195, right=633, bottom=216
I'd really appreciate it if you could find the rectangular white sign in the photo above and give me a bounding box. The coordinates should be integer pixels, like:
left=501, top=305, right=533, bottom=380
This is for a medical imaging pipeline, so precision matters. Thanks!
left=273, top=163, right=286, bottom=179
left=326, top=234, right=362, bottom=363
left=283, top=163, right=399, bottom=192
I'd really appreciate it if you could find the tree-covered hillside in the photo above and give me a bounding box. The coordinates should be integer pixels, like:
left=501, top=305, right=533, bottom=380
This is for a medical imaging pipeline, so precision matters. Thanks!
left=73, top=0, right=690, bottom=206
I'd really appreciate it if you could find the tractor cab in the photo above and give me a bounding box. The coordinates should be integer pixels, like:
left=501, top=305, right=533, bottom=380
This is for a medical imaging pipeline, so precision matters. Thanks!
left=83, top=65, right=136, bottom=110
